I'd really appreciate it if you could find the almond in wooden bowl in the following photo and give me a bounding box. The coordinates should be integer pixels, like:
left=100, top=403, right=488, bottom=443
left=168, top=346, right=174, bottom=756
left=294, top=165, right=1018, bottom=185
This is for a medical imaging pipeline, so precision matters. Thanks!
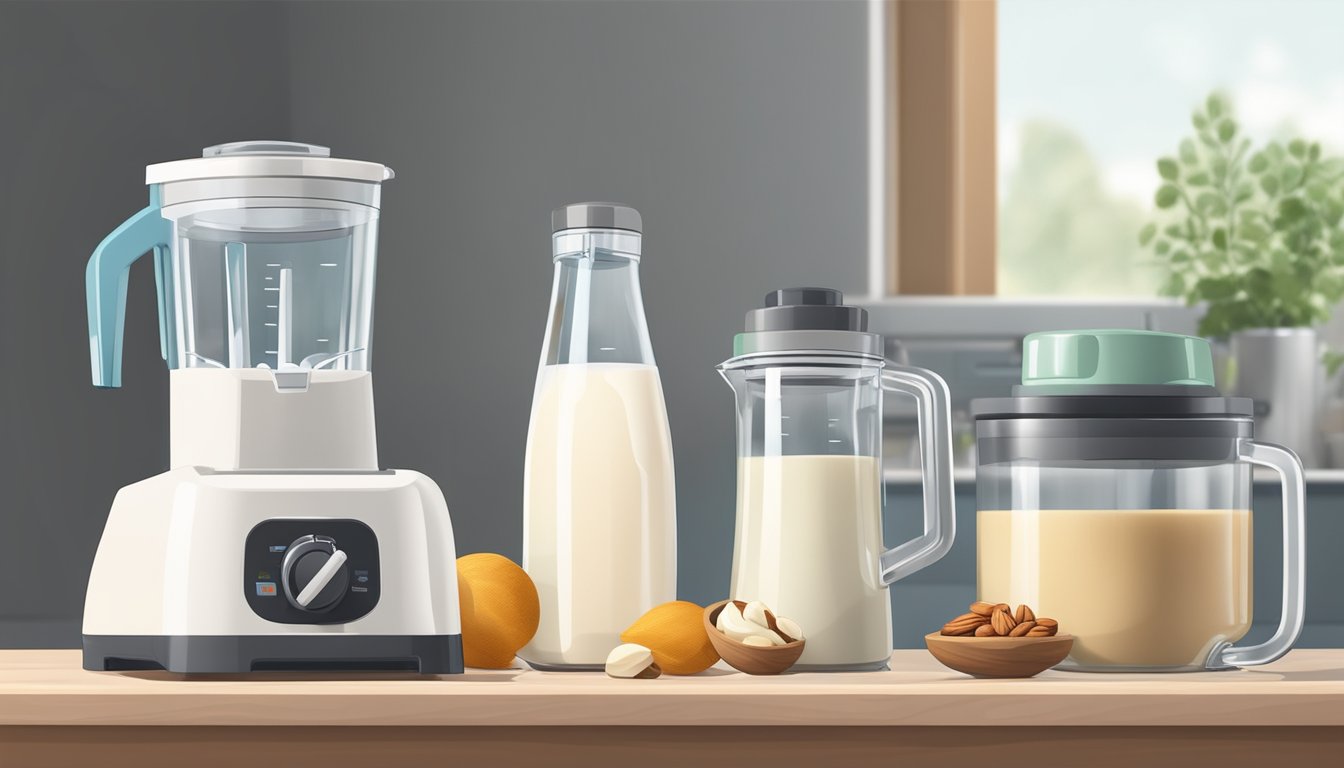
left=924, top=632, right=1074, bottom=678
left=703, top=600, right=805, bottom=675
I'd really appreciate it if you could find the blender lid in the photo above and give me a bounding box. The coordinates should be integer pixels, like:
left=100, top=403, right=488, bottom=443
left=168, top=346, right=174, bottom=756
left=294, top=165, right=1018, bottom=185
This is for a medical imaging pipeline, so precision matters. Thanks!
left=730, top=287, right=883, bottom=358
left=1021, top=329, right=1215, bottom=388
left=972, top=329, right=1254, bottom=420
left=145, top=141, right=394, bottom=185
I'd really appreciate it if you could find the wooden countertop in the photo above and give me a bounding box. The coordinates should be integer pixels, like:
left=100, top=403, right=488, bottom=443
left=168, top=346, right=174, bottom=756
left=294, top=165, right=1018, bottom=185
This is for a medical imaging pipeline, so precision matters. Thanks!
left=2, top=649, right=1343, bottom=728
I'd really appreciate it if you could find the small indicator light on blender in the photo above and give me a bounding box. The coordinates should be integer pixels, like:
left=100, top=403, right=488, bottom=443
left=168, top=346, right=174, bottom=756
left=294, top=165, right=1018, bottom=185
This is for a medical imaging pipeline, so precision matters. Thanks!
left=269, top=545, right=287, bottom=553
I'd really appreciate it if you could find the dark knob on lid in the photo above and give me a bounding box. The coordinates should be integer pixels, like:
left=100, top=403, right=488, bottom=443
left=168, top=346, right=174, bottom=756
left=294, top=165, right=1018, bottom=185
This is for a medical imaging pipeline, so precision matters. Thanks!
left=765, top=287, right=844, bottom=308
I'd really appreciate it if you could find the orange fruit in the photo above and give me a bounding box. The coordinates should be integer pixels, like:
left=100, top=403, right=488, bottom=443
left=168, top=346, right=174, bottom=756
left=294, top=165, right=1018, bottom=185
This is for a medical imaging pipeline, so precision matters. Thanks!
left=457, top=553, right=540, bottom=669
left=621, top=600, right=720, bottom=675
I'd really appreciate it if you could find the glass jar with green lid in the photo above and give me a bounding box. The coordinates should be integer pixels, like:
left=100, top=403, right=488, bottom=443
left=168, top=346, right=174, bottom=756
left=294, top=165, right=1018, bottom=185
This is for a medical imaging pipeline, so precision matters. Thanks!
left=973, top=329, right=1305, bottom=671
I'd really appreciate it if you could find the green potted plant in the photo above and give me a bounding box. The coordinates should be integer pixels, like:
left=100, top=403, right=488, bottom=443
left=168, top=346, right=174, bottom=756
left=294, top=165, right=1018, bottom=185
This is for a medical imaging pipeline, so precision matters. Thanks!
left=1140, top=92, right=1344, bottom=465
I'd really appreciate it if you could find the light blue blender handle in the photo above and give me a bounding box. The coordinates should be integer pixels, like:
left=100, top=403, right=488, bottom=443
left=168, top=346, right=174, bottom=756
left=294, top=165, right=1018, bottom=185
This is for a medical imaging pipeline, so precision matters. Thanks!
left=86, top=185, right=173, bottom=388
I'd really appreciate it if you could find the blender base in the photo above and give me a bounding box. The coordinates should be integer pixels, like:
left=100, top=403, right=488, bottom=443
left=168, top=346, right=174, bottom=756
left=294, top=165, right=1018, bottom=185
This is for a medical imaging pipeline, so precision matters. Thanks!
left=83, top=633, right=463, bottom=674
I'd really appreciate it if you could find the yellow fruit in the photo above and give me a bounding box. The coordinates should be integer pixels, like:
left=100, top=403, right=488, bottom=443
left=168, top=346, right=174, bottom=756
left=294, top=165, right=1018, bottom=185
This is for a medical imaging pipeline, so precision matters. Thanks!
left=457, top=553, right=540, bottom=669
left=621, top=600, right=720, bottom=675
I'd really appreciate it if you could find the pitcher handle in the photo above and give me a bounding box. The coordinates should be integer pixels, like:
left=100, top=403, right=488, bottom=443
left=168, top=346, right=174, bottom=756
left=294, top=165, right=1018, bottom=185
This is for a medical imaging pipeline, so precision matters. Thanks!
left=86, top=187, right=173, bottom=388
left=878, top=364, right=957, bottom=584
left=1208, top=439, right=1306, bottom=668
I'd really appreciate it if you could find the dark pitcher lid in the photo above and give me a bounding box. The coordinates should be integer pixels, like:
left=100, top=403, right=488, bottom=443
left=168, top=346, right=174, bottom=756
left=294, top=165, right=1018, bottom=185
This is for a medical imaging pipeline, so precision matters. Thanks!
left=730, top=287, right=883, bottom=358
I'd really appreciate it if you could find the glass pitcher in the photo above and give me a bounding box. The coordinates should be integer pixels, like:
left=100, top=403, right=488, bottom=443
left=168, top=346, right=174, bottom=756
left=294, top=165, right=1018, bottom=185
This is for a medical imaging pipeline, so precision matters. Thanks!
left=718, top=288, right=955, bottom=671
left=86, top=141, right=394, bottom=470
left=973, top=330, right=1305, bottom=671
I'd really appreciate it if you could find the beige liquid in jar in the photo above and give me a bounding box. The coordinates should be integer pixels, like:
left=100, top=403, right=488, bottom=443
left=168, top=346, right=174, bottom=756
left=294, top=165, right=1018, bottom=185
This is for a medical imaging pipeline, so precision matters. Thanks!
left=521, top=363, right=677, bottom=668
left=732, top=454, right=891, bottom=669
left=978, top=508, right=1252, bottom=669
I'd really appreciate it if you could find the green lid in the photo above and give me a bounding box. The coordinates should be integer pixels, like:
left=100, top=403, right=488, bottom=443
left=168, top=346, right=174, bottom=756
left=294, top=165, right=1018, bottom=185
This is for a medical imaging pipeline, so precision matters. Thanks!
left=1021, top=329, right=1215, bottom=388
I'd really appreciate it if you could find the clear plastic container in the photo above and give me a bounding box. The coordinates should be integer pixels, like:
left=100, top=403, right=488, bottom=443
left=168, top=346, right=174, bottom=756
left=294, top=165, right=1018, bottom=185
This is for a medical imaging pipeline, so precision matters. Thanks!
left=520, top=204, right=676, bottom=670
left=162, top=201, right=379, bottom=373
left=973, top=330, right=1305, bottom=672
left=88, top=142, right=393, bottom=387
left=719, top=289, right=956, bottom=671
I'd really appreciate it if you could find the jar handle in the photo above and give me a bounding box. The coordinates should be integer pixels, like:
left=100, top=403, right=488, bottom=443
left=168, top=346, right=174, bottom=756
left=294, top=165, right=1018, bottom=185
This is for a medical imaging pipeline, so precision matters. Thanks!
left=877, top=364, right=957, bottom=585
left=1209, top=439, right=1306, bottom=668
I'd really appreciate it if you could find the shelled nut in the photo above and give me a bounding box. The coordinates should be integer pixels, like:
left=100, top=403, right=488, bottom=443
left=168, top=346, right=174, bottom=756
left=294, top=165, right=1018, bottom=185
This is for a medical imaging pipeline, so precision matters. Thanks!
left=605, top=643, right=661, bottom=679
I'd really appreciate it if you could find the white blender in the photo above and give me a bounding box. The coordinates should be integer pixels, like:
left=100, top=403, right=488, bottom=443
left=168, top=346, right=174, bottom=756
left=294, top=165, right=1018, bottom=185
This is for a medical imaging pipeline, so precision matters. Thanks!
left=82, top=141, right=462, bottom=673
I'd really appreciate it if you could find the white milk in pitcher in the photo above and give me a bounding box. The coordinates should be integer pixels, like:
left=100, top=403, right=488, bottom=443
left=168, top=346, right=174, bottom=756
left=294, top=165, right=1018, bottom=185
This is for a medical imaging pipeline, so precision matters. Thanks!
left=731, top=454, right=891, bottom=669
left=521, top=362, right=676, bottom=668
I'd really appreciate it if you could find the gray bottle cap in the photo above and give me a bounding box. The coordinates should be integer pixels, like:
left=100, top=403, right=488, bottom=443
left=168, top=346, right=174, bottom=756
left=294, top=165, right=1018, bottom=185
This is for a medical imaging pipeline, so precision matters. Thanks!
left=551, top=202, right=642, bottom=234
left=731, top=287, right=883, bottom=358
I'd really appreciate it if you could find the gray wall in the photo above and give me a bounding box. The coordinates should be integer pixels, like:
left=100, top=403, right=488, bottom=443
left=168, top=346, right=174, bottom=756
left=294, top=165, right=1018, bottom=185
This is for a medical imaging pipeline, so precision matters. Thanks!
left=0, top=0, right=867, bottom=646
left=0, top=1, right=292, bottom=645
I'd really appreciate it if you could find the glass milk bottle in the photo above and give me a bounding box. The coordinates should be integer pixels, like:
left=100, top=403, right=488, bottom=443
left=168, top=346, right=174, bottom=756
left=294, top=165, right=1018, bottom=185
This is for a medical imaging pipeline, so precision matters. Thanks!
left=520, top=203, right=677, bottom=670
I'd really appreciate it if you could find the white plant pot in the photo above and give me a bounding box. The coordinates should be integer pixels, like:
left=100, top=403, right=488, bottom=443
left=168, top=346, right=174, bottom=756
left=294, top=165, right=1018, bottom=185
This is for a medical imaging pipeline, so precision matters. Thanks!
left=1229, top=327, right=1322, bottom=467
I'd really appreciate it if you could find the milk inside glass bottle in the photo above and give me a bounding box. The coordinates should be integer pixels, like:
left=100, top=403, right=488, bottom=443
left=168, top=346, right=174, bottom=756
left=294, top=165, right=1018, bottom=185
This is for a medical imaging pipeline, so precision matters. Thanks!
left=520, top=203, right=677, bottom=670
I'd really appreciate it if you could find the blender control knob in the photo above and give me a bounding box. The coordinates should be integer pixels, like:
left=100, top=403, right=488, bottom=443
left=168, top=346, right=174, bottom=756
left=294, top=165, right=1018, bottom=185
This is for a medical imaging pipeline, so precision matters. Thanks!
left=281, top=535, right=350, bottom=612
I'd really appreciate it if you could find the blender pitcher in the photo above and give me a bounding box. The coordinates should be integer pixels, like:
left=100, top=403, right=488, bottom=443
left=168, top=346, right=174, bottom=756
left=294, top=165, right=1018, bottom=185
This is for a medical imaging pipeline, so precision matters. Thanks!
left=86, top=141, right=393, bottom=470
left=719, top=288, right=955, bottom=671
left=973, top=330, right=1306, bottom=671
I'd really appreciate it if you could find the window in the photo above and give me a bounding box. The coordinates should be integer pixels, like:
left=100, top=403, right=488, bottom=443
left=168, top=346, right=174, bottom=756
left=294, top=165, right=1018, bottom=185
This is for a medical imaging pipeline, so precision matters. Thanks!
left=997, top=0, right=1344, bottom=296
left=878, top=0, right=1344, bottom=297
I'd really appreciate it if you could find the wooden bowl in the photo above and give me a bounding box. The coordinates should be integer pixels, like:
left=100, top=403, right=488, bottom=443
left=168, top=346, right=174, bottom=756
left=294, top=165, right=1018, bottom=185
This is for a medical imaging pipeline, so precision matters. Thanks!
left=924, top=632, right=1074, bottom=678
left=703, top=600, right=806, bottom=675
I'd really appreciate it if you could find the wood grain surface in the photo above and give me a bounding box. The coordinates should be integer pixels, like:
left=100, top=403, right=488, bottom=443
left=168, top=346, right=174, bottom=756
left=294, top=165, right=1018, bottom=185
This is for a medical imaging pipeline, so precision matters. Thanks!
left=2, top=649, right=1343, bottom=728
left=3, top=725, right=1343, bottom=768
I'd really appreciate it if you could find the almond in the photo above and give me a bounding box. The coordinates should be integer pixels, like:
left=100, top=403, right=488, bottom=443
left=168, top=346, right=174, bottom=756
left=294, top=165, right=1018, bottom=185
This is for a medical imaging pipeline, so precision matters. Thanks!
left=1014, top=604, right=1035, bottom=624
left=969, top=601, right=996, bottom=617
left=950, top=612, right=982, bottom=624
left=1035, top=618, right=1058, bottom=629
left=1026, top=626, right=1055, bottom=637
left=763, top=610, right=797, bottom=644
left=1009, top=620, right=1036, bottom=637
left=974, top=623, right=997, bottom=637
left=990, top=607, right=1017, bottom=635
left=941, top=618, right=984, bottom=636
left=995, top=603, right=1010, bottom=614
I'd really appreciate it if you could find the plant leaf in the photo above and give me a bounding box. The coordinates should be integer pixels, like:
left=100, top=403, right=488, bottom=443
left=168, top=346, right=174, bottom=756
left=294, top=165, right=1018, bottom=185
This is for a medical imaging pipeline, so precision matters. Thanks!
left=1180, top=139, right=1199, bottom=165
left=1155, top=184, right=1181, bottom=209
left=1157, top=157, right=1180, bottom=180
left=1217, top=119, right=1237, bottom=143
left=1196, top=191, right=1226, bottom=215
left=1206, top=93, right=1226, bottom=119
left=1281, top=163, right=1303, bottom=188
left=1248, top=152, right=1268, bottom=174
left=1139, top=222, right=1158, bottom=246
